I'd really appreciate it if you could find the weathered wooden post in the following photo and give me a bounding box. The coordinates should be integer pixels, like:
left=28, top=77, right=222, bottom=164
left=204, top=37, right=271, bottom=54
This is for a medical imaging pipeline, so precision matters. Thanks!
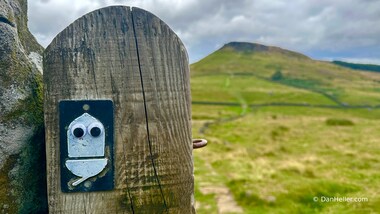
left=44, top=6, right=193, bottom=213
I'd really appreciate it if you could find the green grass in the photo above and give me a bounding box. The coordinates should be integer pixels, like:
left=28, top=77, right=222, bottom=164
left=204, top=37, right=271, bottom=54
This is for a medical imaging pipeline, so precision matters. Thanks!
left=191, top=43, right=380, bottom=213
left=191, top=46, right=380, bottom=107
left=193, top=106, right=380, bottom=213
left=191, top=74, right=337, bottom=106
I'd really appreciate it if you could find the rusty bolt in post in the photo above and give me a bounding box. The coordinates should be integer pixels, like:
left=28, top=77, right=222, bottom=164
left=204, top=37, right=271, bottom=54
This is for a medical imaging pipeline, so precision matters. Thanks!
left=193, top=139, right=207, bottom=149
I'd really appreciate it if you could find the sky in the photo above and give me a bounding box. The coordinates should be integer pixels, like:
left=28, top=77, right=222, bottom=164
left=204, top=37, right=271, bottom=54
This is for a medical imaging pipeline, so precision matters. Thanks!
left=28, top=0, right=380, bottom=64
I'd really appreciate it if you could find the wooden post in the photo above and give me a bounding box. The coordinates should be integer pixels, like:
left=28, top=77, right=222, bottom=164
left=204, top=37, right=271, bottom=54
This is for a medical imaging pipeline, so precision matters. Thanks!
left=43, top=6, right=193, bottom=213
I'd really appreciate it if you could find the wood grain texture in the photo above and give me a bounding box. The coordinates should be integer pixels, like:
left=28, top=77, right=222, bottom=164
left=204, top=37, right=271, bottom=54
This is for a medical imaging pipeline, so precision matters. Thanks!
left=44, top=6, right=193, bottom=213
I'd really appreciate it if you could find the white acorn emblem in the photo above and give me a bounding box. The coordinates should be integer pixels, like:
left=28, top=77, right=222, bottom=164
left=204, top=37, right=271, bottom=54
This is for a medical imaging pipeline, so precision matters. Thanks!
left=65, top=113, right=108, bottom=186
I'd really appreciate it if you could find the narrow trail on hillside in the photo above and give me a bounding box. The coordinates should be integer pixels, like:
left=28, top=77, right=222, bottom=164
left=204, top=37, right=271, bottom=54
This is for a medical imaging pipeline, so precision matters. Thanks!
left=195, top=97, right=248, bottom=213
left=197, top=94, right=249, bottom=135
left=195, top=127, right=245, bottom=213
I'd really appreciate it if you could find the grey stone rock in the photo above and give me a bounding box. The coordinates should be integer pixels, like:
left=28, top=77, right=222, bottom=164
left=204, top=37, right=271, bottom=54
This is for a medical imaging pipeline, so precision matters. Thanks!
left=0, top=0, right=46, bottom=212
left=0, top=123, right=33, bottom=166
left=0, top=0, right=38, bottom=169
left=28, top=52, right=43, bottom=74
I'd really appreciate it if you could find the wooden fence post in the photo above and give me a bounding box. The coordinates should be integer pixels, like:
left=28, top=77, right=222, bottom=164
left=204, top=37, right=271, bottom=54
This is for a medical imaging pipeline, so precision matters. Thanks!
left=43, top=6, right=193, bottom=213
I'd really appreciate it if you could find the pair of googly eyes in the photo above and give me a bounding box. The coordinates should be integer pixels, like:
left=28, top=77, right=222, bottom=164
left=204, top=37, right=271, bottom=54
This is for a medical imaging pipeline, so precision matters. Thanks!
left=71, top=122, right=103, bottom=138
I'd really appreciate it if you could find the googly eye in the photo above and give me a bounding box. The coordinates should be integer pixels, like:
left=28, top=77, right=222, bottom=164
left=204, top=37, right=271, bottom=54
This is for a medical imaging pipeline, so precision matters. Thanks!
left=71, top=124, right=86, bottom=138
left=88, top=122, right=103, bottom=137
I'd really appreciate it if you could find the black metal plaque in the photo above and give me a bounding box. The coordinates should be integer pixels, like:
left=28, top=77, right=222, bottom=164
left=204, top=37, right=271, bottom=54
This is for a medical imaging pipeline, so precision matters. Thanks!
left=59, top=100, right=114, bottom=192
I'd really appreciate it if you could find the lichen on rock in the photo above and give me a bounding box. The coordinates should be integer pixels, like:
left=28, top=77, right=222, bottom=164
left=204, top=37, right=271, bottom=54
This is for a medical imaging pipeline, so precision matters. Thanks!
left=0, top=0, right=47, bottom=213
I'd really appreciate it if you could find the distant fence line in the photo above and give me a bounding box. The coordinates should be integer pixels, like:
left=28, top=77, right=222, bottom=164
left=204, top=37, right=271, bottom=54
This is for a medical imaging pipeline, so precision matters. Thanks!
left=192, top=101, right=380, bottom=109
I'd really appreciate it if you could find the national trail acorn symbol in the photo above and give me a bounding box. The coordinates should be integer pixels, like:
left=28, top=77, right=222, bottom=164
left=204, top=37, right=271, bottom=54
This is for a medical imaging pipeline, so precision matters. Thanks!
left=65, top=113, right=108, bottom=186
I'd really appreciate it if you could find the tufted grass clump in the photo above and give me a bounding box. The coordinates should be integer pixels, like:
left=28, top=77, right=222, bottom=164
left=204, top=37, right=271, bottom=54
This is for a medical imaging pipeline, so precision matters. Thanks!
left=325, top=118, right=354, bottom=126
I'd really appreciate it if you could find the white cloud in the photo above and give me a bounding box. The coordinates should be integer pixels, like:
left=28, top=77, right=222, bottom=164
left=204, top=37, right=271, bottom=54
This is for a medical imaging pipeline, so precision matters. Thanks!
left=28, top=0, right=380, bottom=63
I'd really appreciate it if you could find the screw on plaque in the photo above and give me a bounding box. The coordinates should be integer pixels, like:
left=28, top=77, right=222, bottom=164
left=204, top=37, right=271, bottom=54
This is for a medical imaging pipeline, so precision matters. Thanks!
left=65, top=113, right=108, bottom=186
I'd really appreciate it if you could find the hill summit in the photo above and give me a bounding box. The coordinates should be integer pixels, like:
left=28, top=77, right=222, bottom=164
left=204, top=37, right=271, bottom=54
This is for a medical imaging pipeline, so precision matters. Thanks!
left=221, top=42, right=309, bottom=59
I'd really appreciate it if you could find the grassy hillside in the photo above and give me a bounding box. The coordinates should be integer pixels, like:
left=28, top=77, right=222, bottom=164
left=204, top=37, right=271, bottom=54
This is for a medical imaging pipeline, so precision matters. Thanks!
left=192, top=42, right=380, bottom=106
left=191, top=42, right=380, bottom=213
